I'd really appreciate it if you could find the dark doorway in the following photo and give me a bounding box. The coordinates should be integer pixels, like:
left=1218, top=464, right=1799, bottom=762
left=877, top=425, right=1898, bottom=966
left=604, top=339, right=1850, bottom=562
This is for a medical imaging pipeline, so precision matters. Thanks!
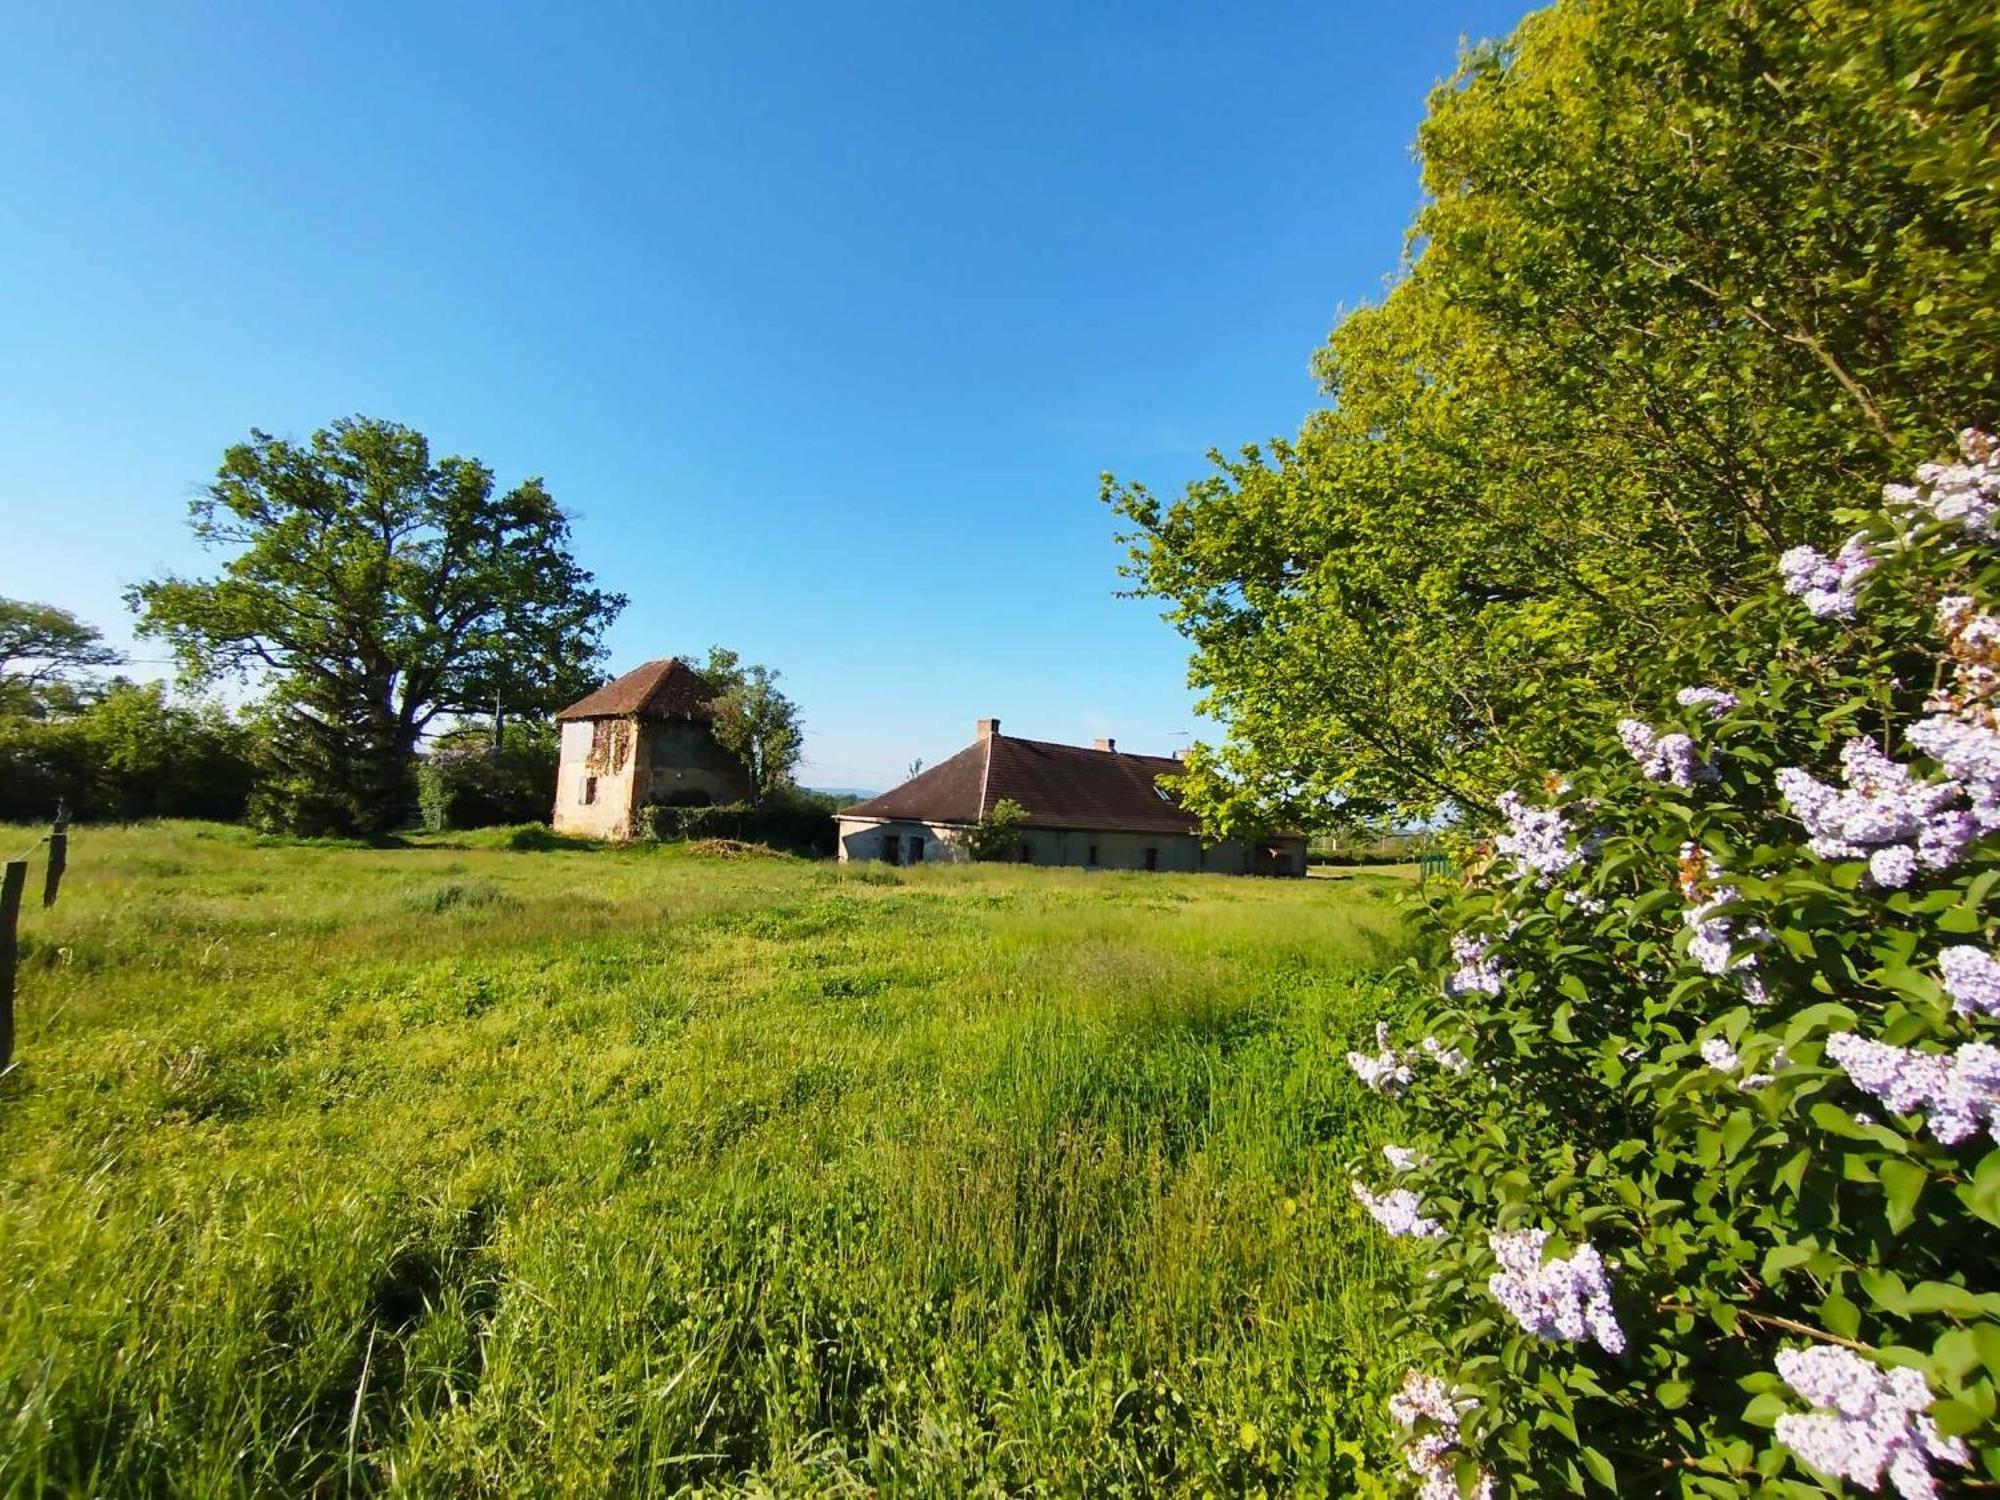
left=882, top=832, right=901, bottom=865
left=906, top=834, right=925, bottom=863
left=1143, top=847, right=1159, bottom=872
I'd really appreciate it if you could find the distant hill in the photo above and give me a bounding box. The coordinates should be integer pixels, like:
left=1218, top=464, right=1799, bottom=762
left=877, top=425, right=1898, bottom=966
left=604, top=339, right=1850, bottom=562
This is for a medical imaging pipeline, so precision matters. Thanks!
left=807, top=786, right=879, bottom=806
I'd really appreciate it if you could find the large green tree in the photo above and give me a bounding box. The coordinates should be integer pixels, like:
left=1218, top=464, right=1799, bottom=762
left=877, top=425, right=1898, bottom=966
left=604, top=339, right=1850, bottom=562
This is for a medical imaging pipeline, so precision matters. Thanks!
left=700, top=646, right=804, bottom=809
left=130, top=417, right=625, bottom=835
left=1106, top=0, right=1999, bottom=831
left=0, top=598, right=121, bottom=716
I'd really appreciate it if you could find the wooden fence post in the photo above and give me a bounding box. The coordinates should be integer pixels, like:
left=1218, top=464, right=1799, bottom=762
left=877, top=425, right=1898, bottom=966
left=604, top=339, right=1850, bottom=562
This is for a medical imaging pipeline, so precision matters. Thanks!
left=0, top=859, right=24, bottom=1072
left=43, top=807, right=70, bottom=910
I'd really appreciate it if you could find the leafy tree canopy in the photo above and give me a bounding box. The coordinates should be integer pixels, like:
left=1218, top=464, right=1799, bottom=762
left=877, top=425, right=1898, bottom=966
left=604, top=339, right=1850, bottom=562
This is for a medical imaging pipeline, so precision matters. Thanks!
left=129, top=416, right=625, bottom=834
left=700, top=646, right=804, bottom=809
left=1106, top=0, right=1999, bottom=833
left=0, top=598, right=121, bottom=716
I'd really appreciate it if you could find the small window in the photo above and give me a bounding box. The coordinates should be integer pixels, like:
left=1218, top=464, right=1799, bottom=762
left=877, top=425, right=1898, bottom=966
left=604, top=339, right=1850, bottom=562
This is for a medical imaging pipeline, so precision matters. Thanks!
left=1154, top=784, right=1174, bottom=802
left=1144, top=847, right=1159, bottom=872
left=906, top=834, right=925, bottom=864
left=583, top=776, right=598, bottom=805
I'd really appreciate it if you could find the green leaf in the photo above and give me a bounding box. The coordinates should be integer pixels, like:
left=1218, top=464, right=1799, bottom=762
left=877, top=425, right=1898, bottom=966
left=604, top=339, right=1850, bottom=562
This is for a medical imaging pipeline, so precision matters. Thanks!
left=1580, top=1447, right=1617, bottom=1489
left=1741, top=1392, right=1790, bottom=1428
left=1821, top=1293, right=1862, bottom=1341
left=1878, top=1159, right=1927, bottom=1233
left=1932, top=1399, right=1983, bottom=1437
left=1964, top=1148, right=2000, bottom=1228
left=1761, top=1243, right=1814, bottom=1281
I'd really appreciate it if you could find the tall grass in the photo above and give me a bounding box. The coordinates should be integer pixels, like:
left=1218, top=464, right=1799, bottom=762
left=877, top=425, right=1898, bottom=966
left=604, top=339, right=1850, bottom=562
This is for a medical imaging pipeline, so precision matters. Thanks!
left=0, top=823, right=1415, bottom=1495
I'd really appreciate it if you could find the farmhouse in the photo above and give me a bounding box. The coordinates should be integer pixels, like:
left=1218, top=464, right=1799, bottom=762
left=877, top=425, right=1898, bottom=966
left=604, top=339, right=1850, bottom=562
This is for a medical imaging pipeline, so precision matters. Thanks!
left=551, top=658, right=749, bottom=839
left=837, top=719, right=1306, bottom=875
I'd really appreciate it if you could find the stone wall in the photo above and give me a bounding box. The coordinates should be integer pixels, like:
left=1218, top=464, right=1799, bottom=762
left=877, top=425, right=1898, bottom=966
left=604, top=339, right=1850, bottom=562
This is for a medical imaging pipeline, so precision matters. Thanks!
left=552, top=717, right=642, bottom=838
left=639, top=720, right=751, bottom=808
left=552, top=716, right=754, bottom=839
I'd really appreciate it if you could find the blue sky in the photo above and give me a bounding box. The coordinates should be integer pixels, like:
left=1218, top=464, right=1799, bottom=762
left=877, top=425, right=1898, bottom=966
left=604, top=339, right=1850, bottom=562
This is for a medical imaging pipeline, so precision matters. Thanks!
left=0, top=0, right=1530, bottom=791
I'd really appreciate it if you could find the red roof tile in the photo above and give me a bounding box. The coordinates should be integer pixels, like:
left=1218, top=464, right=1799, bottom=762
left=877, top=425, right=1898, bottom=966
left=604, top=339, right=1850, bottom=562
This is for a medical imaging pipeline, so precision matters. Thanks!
left=555, top=658, right=720, bottom=722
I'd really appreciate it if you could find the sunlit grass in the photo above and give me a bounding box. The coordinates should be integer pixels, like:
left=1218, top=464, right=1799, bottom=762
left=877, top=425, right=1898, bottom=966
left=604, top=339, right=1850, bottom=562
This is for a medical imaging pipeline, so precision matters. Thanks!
left=0, top=822, right=1416, bottom=1495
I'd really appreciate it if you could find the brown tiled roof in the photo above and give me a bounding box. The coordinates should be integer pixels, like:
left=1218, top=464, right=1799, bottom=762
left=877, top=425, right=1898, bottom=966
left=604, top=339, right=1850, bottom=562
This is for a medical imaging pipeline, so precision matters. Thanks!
left=840, top=733, right=1201, bottom=836
left=554, top=658, right=720, bottom=722
left=838, top=741, right=990, bottom=824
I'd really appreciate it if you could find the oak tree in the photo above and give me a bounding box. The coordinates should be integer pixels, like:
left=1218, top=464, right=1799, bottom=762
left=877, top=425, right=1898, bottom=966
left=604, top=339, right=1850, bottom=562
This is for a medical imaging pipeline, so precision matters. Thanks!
left=130, top=416, right=625, bottom=834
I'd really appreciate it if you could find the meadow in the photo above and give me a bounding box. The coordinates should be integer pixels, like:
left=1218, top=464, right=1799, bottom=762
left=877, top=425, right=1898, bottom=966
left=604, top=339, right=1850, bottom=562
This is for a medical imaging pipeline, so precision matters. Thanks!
left=0, top=822, right=1417, bottom=1497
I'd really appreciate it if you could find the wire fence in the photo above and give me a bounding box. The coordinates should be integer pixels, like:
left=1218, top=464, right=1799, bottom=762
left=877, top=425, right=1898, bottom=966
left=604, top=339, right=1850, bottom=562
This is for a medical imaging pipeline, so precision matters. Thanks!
left=2, top=805, right=71, bottom=1074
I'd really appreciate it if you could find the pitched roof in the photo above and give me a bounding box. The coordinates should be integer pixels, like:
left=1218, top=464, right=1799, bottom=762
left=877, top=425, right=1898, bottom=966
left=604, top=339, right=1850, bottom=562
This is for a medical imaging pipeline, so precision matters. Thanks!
left=554, top=658, right=720, bottom=722
left=838, top=741, right=990, bottom=825
left=840, top=732, right=1201, bottom=836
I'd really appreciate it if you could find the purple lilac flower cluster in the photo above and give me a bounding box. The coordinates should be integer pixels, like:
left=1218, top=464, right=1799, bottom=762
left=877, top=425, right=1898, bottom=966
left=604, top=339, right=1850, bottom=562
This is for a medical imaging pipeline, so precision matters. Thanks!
left=1825, top=1033, right=2000, bottom=1146
left=1390, top=1371, right=1493, bottom=1500
left=1444, top=933, right=1506, bottom=998
left=1775, top=738, right=1975, bottom=889
left=1881, top=427, right=1998, bottom=541
left=1700, top=1035, right=1784, bottom=1090
left=1486, top=1229, right=1625, bottom=1354
left=1618, top=718, right=1712, bottom=787
left=1352, top=1181, right=1443, bottom=1239
left=1421, top=1035, right=1471, bottom=1073
left=1347, top=1024, right=1472, bottom=1091
left=1940, top=945, right=2000, bottom=1018
left=1346, top=1022, right=1413, bottom=1095
left=1676, top=686, right=1738, bottom=717
left=1905, top=594, right=2000, bottom=835
left=1779, top=533, right=1877, bottom=619
left=1773, top=1346, right=1969, bottom=1500
left=1906, top=714, right=2000, bottom=830
left=1382, top=1144, right=1425, bottom=1172
left=1934, top=595, right=2000, bottom=707
left=1678, top=845, right=1769, bottom=1003
left=1493, top=791, right=1582, bottom=884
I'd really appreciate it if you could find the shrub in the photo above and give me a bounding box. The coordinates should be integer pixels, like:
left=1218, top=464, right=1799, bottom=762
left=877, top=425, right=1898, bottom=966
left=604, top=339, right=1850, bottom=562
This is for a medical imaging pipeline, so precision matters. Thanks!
left=955, top=798, right=1028, bottom=863
left=415, top=723, right=559, bottom=832
left=1348, top=433, right=2000, bottom=1494
left=0, top=682, right=255, bottom=823
left=634, top=798, right=834, bottom=856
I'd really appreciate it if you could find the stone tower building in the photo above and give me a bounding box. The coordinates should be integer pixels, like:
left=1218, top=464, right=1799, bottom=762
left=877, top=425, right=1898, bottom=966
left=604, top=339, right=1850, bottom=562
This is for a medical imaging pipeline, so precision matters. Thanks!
left=551, top=659, right=750, bottom=839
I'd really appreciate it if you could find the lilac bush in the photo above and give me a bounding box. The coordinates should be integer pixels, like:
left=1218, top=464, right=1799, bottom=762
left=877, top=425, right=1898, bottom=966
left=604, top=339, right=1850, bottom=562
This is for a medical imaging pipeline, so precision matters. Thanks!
left=1347, top=433, right=2000, bottom=1494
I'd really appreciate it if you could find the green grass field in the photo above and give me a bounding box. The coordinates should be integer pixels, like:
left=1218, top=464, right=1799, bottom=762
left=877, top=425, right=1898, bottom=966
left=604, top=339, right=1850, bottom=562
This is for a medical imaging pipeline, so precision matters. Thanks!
left=0, top=822, right=1416, bottom=1497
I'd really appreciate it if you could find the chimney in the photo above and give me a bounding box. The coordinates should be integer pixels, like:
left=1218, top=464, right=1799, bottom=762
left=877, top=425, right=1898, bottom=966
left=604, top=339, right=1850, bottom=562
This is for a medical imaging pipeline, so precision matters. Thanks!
left=976, top=717, right=1000, bottom=741
left=1093, top=737, right=1116, bottom=752
left=1173, top=747, right=1188, bottom=761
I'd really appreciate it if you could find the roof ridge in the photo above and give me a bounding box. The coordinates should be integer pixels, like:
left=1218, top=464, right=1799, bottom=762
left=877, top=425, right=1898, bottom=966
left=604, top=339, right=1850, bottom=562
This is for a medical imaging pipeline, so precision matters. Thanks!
left=1006, top=733, right=1180, bottom=763
left=976, top=731, right=995, bottom=819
